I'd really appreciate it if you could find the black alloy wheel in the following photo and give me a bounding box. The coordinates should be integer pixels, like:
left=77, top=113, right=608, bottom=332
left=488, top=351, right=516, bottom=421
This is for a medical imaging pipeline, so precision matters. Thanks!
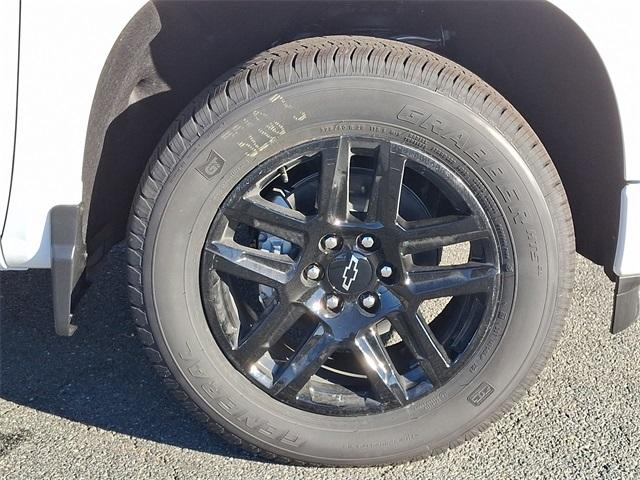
left=201, top=137, right=504, bottom=415
left=128, top=36, right=575, bottom=466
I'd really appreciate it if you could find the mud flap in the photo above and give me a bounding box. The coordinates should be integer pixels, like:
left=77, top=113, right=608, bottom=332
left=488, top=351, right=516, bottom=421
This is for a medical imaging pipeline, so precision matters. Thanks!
left=611, top=275, right=640, bottom=334
left=50, top=204, right=87, bottom=336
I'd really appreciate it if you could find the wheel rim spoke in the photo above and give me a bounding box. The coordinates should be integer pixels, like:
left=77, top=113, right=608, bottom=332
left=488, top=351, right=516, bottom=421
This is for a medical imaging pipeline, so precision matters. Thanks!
left=225, top=195, right=307, bottom=246
left=354, top=327, right=409, bottom=406
left=389, top=312, right=451, bottom=387
left=233, top=303, right=304, bottom=367
left=399, top=215, right=489, bottom=254
left=204, top=240, right=295, bottom=288
left=366, top=142, right=405, bottom=225
left=271, top=323, right=336, bottom=396
left=405, top=262, right=497, bottom=300
left=317, top=137, right=351, bottom=223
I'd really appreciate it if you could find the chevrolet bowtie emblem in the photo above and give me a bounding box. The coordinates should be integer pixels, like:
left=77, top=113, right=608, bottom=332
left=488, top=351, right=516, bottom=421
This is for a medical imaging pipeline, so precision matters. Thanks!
left=342, top=255, right=359, bottom=291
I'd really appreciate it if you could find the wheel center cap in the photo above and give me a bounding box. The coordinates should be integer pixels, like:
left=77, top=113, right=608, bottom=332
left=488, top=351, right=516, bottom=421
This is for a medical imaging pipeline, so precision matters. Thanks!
left=327, top=251, right=372, bottom=294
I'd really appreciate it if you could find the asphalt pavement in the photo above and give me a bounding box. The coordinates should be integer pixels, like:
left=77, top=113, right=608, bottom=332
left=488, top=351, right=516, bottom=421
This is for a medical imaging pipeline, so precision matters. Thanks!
left=1, top=247, right=638, bottom=479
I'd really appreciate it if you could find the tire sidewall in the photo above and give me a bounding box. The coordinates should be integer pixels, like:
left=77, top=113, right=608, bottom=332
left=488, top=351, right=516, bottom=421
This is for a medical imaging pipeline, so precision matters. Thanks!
left=142, top=77, right=558, bottom=465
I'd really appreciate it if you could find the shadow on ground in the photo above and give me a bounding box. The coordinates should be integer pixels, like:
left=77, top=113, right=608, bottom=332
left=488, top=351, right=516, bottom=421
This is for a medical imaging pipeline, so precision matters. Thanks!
left=0, top=245, right=254, bottom=460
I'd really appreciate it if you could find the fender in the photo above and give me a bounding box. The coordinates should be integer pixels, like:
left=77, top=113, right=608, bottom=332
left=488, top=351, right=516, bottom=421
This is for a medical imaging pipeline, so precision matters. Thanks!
left=0, top=0, right=20, bottom=269
left=1, top=0, right=146, bottom=267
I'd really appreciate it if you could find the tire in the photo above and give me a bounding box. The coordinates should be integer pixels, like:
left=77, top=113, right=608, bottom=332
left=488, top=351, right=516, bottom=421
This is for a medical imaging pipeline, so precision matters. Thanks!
left=127, top=36, right=575, bottom=466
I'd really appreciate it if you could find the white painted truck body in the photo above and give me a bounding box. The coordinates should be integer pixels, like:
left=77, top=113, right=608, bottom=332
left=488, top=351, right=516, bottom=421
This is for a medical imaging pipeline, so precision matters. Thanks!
left=0, top=0, right=638, bottom=275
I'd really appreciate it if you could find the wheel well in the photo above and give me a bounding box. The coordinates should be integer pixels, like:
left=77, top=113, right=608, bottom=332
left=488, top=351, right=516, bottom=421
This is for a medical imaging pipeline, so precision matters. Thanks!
left=82, top=0, right=623, bottom=277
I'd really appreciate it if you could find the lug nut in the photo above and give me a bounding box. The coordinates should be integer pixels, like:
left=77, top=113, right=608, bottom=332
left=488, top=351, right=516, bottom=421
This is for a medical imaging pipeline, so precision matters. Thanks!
left=325, top=294, right=342, bottom=312
left=380, top=265, right=393, bottom=279
left=322, top=235, right=341, bottom=251
left=359, top=235, right=376, bottom=250
left=305, top=264, right=322, bottom=281
left=359, top=292, right=379, bottom=312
